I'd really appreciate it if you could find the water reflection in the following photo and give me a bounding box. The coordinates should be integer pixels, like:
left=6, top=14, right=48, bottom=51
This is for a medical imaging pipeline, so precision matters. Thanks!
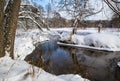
left=61, top=47, right=120, bottom=81
left=25, top=41, right=120, bottom=81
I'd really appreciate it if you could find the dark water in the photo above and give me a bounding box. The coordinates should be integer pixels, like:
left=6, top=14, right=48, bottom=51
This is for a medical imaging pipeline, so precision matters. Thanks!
left=25, top=40, right=120, bottom=81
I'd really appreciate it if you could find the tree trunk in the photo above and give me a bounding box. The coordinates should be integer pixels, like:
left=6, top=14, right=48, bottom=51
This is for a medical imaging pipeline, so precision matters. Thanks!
left=0, top=0, right=5, bottom=57
left=69, top=18, right=78, bottom=41
left=4, top=0, right=21, bottom=59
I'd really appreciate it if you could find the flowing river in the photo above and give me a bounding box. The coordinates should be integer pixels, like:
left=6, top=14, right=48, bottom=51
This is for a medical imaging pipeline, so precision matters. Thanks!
left=25, top=40, right=120, bottom=81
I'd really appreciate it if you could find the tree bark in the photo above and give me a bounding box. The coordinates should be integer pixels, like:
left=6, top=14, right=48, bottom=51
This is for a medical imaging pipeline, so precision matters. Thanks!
left=4, top=0, right=21, bottom=59
left=0, top=0, right=5, bottom=57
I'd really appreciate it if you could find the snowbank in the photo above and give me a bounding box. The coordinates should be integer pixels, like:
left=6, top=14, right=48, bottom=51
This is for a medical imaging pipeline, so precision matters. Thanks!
left=72, top=34, right=85, bottom=45
left=84, top=33, right=120, bottom=51
left=14, top=29, right=61, bottom=60
left=0, top=56, right=89, bottom=81
left=58, top=74, right=89, bottom=81
left=57, top=28, right=120, bottom=51
left=59, top=31, right=85, bottom=45
left=14, top=29, right=49, bottom=60
left=57, top=29, right=120, bottom=51
left=60, top=31, right=71, bottom=41
left=14, top=37, right=35, bottom=60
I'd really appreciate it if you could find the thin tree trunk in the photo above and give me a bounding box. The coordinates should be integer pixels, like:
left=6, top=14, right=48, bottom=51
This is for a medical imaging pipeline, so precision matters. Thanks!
left=72, top=18, right=78, bottom=34
left=4, top=0, right=21, bottom=59
left=0, top=0, right=5, bottom=57
left=69, top=18, right=78, bottom=41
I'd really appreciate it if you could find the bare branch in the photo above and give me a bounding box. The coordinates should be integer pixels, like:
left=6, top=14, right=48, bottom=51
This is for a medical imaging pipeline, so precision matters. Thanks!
left=104, top=0, right=120, bottom=16
left=19, top=11, right=50, bottom=30
left=19, top=16, right=43, bottom=31
left=84, top=3, right=104, bottom=18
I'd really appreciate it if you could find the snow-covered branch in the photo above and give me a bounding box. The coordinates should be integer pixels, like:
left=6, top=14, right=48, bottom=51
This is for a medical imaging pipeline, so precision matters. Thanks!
left=19, top=16, right=43, bottom=31
left=19, top=11, right=50, bottom=30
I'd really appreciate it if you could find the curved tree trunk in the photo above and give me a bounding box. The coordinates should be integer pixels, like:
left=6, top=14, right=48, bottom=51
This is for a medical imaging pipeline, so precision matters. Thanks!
left=4, top=0, right=21, bottom=59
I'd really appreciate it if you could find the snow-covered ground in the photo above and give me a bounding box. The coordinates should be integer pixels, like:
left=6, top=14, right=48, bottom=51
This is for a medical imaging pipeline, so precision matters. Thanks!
left=1, top=27, right=120, bottom=81
left=0, top=56, right=89, bottom=81
left=54, top=28, right=120, bottom=51
left=84, top=33, right=120, bottom=51
left=0, top=28, right=90, bottom=81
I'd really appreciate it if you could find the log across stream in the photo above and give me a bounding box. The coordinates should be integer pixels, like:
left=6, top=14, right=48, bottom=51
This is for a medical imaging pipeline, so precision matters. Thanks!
left=25, top=40, right=120, bottom=81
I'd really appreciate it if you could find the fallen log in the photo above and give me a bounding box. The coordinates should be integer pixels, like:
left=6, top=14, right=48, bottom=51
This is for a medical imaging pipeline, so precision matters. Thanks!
left=57, top=42, right=120, bottom=52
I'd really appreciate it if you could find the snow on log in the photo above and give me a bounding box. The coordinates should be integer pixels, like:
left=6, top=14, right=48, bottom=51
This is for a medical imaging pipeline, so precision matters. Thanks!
left=59, top=33, right=120, bottom=51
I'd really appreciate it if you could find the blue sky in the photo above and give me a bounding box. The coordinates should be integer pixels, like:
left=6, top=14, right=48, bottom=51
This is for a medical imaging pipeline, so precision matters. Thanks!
left=32, top=0, right=50, bottom=7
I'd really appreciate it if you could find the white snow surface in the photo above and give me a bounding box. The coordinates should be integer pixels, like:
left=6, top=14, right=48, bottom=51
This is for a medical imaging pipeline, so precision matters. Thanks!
left=84, top=33, right=120, bottom=51
left=14, top=29, right=49, bottom=60
left=72, top=34, right=85, bottom=45
left=58, top=74, right=88, bottom=81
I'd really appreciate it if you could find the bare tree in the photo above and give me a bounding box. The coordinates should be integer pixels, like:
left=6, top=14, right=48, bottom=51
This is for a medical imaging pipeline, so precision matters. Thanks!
left=58, top=0, right=103, bottom=41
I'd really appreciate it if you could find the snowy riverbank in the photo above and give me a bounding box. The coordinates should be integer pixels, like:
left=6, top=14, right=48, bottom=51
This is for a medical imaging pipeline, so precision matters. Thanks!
left=1, top=28, right=120, bottom=81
